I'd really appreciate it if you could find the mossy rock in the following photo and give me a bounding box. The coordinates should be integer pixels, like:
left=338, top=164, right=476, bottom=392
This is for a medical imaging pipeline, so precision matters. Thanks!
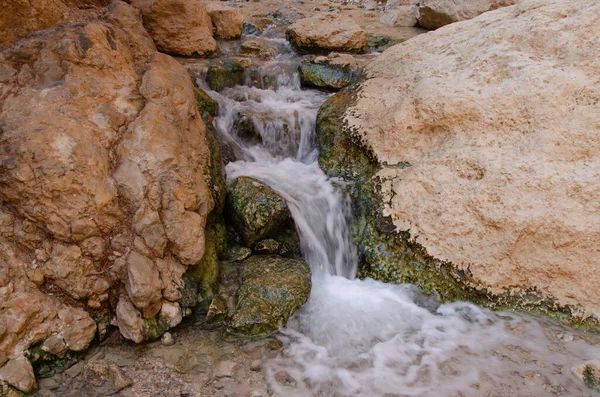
left=193, top=87, right=219, bottom=124
left=206, top=61, right=245, bottom=92
left=226, top=176, right=292, bottom=246
left=26, top=342, right=83, bottom=379
left=228, top=255, right=311, bottom=335
left=242, top=21, right=260, bottom=36
left=367, top=34, right=400, bottom=52
left=299, top=60, right=357, bottom=90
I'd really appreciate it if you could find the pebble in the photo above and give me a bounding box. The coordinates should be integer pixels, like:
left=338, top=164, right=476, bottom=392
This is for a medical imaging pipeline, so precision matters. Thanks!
left=250, top=360, right=262, bottom=371
left=215, top=360, right=235, bottom=378
left=162, top=332, right=175, bottom=346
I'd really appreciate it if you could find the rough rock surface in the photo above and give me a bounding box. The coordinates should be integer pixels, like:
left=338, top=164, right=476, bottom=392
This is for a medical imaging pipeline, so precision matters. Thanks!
left=131, top=0, right=216, bottom=56
left=229, top=255, right=311, bottom=335
left=333, top=0, right=600, bottom=320
left=206, top=3, right=244, bottom=40
left=0, top=0, right=68, bottom=48
left=286, top=13, right=367, bottom=54
left=0, top=0, right=218, bottom=382
left=227, top=176, right=291, bottom=246
left=380, top=6, right=418, bottom=27
left=299, top=53, right=358, bottom=90
left=418, top=0, right=518, bottom=30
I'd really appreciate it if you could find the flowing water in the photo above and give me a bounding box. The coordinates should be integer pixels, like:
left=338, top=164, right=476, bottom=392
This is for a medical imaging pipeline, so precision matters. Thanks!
left=196, top=37, right=600, bottom=397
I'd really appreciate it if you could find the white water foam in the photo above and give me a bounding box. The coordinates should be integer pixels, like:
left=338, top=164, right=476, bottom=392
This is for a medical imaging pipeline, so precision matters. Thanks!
left=201, top=56, right=600, bottom=397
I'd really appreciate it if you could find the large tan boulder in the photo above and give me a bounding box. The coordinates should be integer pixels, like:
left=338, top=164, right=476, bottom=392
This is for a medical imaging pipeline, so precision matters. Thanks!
left=0, top=0, right=68, bottom=47
left=131, top=0, right=216, bottom=56
left=206, top=3, right=244, bottom=40
left=418, top=0, right=519, bottom=30
left=0, top=0, right=218, bottom=384
left=286, top=13, right=367, bottom=54
left=327, top=0, right=600, bottom=320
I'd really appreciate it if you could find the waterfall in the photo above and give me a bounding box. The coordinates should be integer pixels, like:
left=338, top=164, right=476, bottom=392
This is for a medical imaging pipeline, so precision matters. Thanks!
left=199, top=50, right=600, bottom=397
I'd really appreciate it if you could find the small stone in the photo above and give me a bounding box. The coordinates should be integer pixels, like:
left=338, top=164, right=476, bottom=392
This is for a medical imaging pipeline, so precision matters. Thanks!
left=0, top=357, right=37, bottom=392
left=161, top=332, right=175, bottom=346
left=38, top=377, right=60, bottom=390
left=250, top=360, right=261, bottom=371
left=83, top=360, right=133, bottom=396
left=215, top=360, right=235, bottom=378
left=26, top=268, right=45, bottom=286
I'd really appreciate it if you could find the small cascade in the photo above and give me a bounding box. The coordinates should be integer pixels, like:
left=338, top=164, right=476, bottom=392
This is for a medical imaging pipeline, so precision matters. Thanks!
left=197, top=50, right=600, bottom=397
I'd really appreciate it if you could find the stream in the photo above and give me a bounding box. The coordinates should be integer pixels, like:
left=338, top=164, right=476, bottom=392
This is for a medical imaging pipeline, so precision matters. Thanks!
left=193, top=32, right=600, bottom=397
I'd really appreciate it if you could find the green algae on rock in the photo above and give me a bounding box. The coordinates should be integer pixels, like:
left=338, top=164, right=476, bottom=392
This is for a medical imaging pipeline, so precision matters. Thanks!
left=228, top=255, right=311, bottom=335
left=298, top=57, right=357, bottom=91
left=206, top=61, right=245, bottom=92
left=226, top=176, right=292, bottom=246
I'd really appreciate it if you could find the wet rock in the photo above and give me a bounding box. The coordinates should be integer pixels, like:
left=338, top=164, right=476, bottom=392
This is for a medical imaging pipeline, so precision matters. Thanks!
left=286, top=13, right=367, bottom=54
left=418, top=0, right=519, bottom=30
left=206, top=61, right=245, bottom=92
left=253, top=233, right=300, bottom=258
left=367, top=34, right=398, bottom=52
left=229, top=255, right=311, bottom=335
left=82, top=360, right=133, bottom=396
left=131, top=0, right=216, bottom=56
left=0, top=357, right=37, bottom=393
left=232, top=111, right=262, bottom=145
left=0, top=0, right=67, bottom=47
left=241, top=21, right=260, bottom=36
left=194, top=88, right=220, bottom=123
left=227, top=176, right=291, bottom=246
left=572, top=360, right=600, bottom=391
left=299, top=53, right=358, bottom=90
left=240, top=40, right=279, bottom=59
left=227, top=246, right=253, bottom=262
left=206, top=3, right=244, bottom=39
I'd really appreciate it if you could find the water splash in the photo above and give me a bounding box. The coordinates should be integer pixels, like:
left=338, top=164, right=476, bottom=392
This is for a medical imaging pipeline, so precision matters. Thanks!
left=200, top=55, right=600, bottom=397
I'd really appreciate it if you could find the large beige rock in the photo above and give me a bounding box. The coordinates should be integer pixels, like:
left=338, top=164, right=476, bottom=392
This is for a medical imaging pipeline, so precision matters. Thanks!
left=286, top=13, right=367, bottom=54
left=0, top=0, right=217, bottom=372
left=131, top=0, right=216, bottom=56
left=206, top=3, right=244, bottom=40
left=418, top=0, right=519, bottom=30
left=380, top=6, right=418, bottom=27
left=0, top=0, right=68, bottom=48
left=342, top=0, right=600, bottom=319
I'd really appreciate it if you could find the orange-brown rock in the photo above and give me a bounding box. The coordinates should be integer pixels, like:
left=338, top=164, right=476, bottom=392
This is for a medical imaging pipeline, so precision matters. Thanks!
left=286, top=13, right=368, bottom=54
left=0, top=0, right=68, bottom=48
left=340, top=0, right=600, bottom=320
left=0, top=0, right=218, bottom=388
left=131, top=0, right=217, bottom=56
left=206, top=3, right=244, bottom=40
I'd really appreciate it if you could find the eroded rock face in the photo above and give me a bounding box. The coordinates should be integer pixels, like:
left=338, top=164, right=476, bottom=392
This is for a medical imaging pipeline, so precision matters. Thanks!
left=229, top=255, right=311, bottom=335
left=131, top=0, right=216, bottom=56
left=0, top=0, right=218, bottom=383
left=286, top=13, right=367, bottom=54
left=206, top=3, right=244, bottom=40
left=321, top=0, right=600, bottom=321
left=418, top=0, right=518, bottom=30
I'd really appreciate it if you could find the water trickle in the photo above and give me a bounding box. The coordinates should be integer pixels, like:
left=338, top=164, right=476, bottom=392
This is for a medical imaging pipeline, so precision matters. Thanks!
left=199, top=52, right=600, bottom=397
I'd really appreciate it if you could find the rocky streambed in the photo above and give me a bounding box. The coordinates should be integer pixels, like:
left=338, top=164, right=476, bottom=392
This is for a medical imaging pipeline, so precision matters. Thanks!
left=2, top=0, right=600, bottom=396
